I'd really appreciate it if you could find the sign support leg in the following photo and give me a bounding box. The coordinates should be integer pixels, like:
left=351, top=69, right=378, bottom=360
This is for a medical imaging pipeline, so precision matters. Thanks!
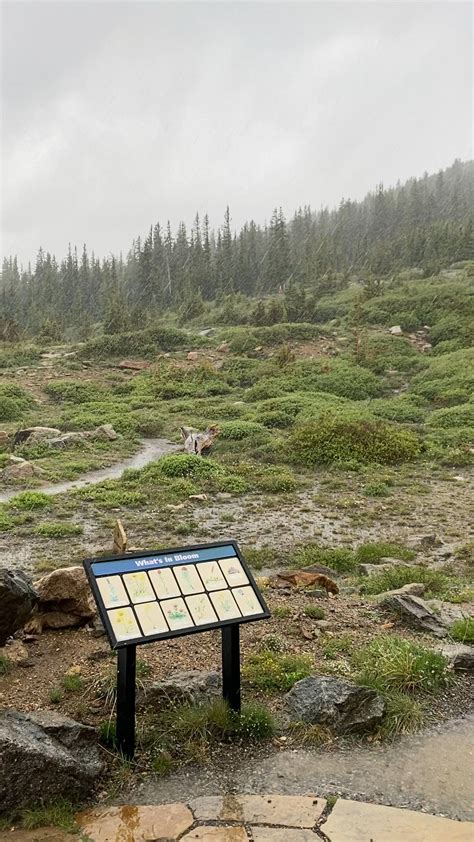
left=116, top=645, right=136, bottom=760
left=221, top=624, right=241, bottom=713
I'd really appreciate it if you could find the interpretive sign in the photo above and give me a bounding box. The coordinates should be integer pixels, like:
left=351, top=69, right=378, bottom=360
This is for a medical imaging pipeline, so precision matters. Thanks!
left=84, top=541, right=269, bottom=758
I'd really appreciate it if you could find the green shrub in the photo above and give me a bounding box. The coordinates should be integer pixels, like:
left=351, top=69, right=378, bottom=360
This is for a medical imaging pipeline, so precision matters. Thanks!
left=353, top=636, right=449, bottom=693
left=98, top=719, right=117, bottom=748
left=243, top=651, right=312, bottom=691
left=151, top=750, right=173, bottom=776
left=21, top=799, right=77, bottom=832
left=260, top=409, right=295, bottom=428
left=61, top=674, right=84, bottom=692
left=356, top=333, right=425, bottom=375
left=289, top=414, right=420, bottom=466
left=0, top=384, right=33, bottom=421
left=8, top=491, right=51, bottom=510
left=359, top=566, right=449, bottom=595
left=412, top=348, right=474, bottom=405
left=293, top=359, right=381, bottom=400
left=219, top=420, right=269, bottom=441
left=366, top=397, right=427, bottom=424
left=158, top=454, right=222, bottom=479
left=450, top=618, right=474, bottom=643
left=428, top=404, right=474, bottom=429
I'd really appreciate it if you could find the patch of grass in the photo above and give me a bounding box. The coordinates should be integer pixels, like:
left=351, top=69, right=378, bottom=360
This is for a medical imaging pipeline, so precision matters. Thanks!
left=303, top=605, right=325, bottom=620
left=0, top=508, right=15, bottom=532
left=380, top=692, right=425, bottom=738
left=353, top=635, right=449, bottom=694
left=293, top=543, right=356, bottom=573
left=450, top=617, right=474, bottom=644
left=358, top=566, right=450, bottom=596
left=49, top=687, right=63, bottom=704
left=0, top=654, right=11, bottom=675
left=287, top=721, right=333, bottom=747
left=150, top=698, right=274, bottom=765
left=8, top=491, right=51, bottom=510
left=322, top=634, right=353, bottom=660
left=98, top=719, right=117, bottom=748
left=355, top=542, right=416, bottom=564
left=243, top=651, right=312, bottom=691
left=272, top=605, right=292, bottom=619
left=242, top=546, right=279, bottom=570
left=62, top=673, right=84, bottom=692
left=35, top=521, right=83, bottom=538
left=21, top=799, right=78, bottom=832
left=363, top=482, right=391, bottom=498
left=151, top=750, right=173, bottom=777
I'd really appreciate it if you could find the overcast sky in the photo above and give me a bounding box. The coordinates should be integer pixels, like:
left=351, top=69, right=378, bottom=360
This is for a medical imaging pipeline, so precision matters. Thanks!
left=1, top=1, right=472, bottom=267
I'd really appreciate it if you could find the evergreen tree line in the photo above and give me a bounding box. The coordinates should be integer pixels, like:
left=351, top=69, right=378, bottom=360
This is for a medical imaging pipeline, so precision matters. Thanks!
left=1, top=159, right=472, bottom=338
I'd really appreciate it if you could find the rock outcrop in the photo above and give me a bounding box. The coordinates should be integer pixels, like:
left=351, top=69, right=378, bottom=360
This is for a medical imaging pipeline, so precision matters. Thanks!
left=144, top=670, right=222, bottom=708
left=0, top=710, right=104, bottom=812
left=25, top=566, right=96, bottom=633
left=0, top=569, right=37, bottom=645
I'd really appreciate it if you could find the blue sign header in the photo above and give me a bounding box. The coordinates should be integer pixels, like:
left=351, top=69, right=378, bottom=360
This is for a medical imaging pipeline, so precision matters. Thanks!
left=91, top=544, right=236, bottom=577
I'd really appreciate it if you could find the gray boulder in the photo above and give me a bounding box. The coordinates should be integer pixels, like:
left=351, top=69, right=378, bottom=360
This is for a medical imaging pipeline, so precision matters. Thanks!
left=378, top=582, right=426, bottom=599
left=439, top=643, right=474, bottom=674
left=0, top=569, right=38, bottom=645
left=144, top=670, right=222, bottom=707
left=284, top=676, right=385, bottom=733
left=0, top=709, right=104, bottom=812
left=380, top=592, right=447, bottom=637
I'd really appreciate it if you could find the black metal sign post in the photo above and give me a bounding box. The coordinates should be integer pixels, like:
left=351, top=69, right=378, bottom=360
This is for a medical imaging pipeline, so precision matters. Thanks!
left=84, top=540, right=269, bottom=759
left=116, top=646, right=136, bottom=760
left=222, top=624, right=241, bottom=713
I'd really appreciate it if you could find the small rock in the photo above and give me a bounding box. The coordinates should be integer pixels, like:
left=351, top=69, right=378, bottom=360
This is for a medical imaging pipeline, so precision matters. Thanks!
left=439, top=643, right=474, bottom=673
left=378, top=582, right=426, bottom=598
left=358, top=562, right=403, bottom=577
left=0, top=640, right=29, bottom=665
left=1, top=459, right=36, bottom=480
left=380, top=592, right=447, bottom=637
left=389, top=325, right=403, bottom=336
left=217, top=342, right=230, bottom=353
left=91, top=424, right=118, bottom=442
left=189, top=493, right=208, bottom=502
left=187, top=351, right=199, bottom=361
left=0, top=570, right=38, bottom=646
left=284, top=676, right=385, bottom=733
left=0, top=431, right=9, bottom=445
left=314, top=620, right=331, bottom=630
left=418, top=534, right=443, bottom=549
left=118, top=359, right=150, bottom=370
left=144, top=670, right=222, bottom=708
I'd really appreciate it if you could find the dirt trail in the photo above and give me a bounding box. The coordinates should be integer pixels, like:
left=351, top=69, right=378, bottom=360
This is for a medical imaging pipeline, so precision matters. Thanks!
left=0, top=438, right=179, bottom=504
left=122, top=715, right=474, bottom=821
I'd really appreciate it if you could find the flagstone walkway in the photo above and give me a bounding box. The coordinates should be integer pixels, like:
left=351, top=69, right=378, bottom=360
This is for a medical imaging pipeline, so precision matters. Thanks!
left=1, top=795, right=473, bottom=841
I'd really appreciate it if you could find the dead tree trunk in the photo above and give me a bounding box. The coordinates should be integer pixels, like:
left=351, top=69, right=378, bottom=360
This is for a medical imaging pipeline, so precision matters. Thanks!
left=180, top=425, right=219, bottom=456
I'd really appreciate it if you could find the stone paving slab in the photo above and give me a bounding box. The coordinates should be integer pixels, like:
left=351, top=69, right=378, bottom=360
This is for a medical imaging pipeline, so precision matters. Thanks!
left=323, top=799, right=474, bottom=841
left=251, top=828, right=319, bottom=841
left=78, top=803, right=194, bottom=841
left=190, top=794, right=326, bottom=827
left=182, top=828, right=248, bottom=840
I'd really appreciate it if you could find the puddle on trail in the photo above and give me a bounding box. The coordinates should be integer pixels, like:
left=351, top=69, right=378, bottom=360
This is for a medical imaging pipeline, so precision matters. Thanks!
left=0, top=438, right=179, bottom=504
left=123, top=716, right=474, bottom=821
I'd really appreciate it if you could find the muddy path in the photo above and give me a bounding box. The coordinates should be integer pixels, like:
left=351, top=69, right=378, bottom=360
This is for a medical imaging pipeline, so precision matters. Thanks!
left=0, top=438, right=179, bottom=504
left=120, top=715, right=474, bottom=821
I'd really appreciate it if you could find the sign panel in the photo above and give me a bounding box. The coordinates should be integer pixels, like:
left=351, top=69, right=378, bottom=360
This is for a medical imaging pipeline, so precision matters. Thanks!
left=84, top=541, right=269, bottom=649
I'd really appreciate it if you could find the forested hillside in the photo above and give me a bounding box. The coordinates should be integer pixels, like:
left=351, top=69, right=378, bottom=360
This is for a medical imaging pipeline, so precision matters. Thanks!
left=1, top=159, right=472, bottom=338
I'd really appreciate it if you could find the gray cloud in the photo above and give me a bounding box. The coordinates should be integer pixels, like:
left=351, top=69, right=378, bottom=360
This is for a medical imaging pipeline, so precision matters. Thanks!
left=1, top=1, right=472, bottom=266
